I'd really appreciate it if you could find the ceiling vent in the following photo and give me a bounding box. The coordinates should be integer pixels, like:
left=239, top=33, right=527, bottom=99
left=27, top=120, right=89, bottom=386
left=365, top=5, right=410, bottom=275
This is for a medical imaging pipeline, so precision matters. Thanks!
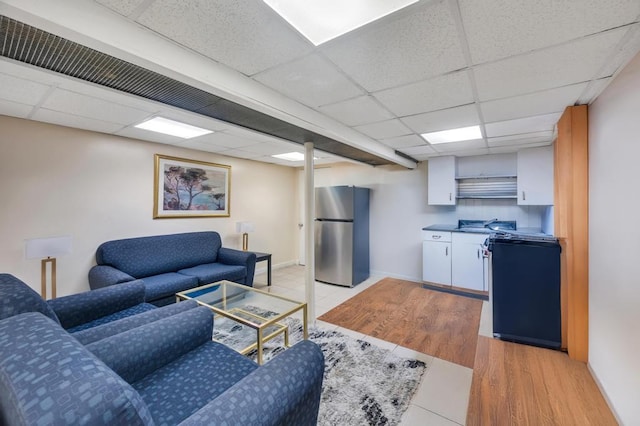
left=0, top=15, right=406, bottom=166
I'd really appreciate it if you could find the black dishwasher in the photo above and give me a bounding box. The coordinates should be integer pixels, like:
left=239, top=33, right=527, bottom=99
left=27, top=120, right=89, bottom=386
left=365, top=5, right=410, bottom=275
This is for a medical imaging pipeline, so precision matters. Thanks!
left=488, top=234, right=561, bottom=350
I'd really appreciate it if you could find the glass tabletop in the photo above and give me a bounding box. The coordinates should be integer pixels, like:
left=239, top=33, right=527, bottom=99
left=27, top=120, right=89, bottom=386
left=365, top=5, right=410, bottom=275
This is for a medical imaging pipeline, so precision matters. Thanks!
left=177, top=280, right=304, bottom=328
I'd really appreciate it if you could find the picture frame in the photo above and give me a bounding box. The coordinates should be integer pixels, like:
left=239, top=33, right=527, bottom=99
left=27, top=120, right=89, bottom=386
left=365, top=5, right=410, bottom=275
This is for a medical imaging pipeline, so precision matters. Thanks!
left=154, top=154, right=231, bottom=218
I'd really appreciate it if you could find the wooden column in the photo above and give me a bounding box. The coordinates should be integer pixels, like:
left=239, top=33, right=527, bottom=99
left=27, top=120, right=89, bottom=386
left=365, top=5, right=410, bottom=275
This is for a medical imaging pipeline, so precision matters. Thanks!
left=554, top=105, right=589, bottom=362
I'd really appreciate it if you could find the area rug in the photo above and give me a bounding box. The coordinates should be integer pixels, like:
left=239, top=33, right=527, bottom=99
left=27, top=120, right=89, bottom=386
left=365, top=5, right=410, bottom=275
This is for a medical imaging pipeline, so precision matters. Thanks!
left=318, top=277, right=483, bottom=368
left=213, top=311, right=427, bottom=426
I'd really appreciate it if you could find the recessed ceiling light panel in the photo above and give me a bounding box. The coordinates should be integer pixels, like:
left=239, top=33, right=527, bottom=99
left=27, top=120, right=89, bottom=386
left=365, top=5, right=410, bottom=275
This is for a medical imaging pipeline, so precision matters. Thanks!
left=134, top=117, right=213, bottom=139
left=421, top=125, right=483, bottom=144
left=263, top=0, right=419, bottom=46
left=272, top=152, right=319, bottom=161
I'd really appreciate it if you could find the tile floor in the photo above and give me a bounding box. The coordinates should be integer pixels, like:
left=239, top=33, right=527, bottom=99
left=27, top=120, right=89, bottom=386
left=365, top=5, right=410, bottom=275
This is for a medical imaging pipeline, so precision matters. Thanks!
left=253, top=264, right=486, bottom=426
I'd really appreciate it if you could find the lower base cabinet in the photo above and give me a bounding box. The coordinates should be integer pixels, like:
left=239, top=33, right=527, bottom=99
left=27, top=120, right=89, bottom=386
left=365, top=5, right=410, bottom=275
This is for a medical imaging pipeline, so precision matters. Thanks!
left=451, top=233, right=487, bottom=291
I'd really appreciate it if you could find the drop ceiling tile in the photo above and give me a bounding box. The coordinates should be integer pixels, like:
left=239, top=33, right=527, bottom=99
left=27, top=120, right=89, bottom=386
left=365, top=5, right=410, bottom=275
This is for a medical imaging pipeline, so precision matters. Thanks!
left=489, top=142, right=551, bottom=155
left=373, top=71, right=474, bottom=117
left=480, top=83, right=588, bottom=123
left=0, top=99, right=34, bottom=118
left=597, top=24, right=640, bottom=77
left=431, top=139, right=486, bottom=153
left=485, top=113, right=561, bottom=138
left=220, top=148, right=264, bottom=159
left=379, top=134, right=426, bottom=149
left=0, top=59, right=66, bottom=86
left=445, top=148, right=490, bottom=157
left=187, top=131, right=260, bottom=149
left=154, top=109, right=230, bottom=132
left=411, top=152, right=439, bottom=161
left=254, top=54, right=363, bottom=108
left=33, top=109, right=124, bottom=133
left=460, top=0, right=640, bottom=64
left=237, top=142, right=301, bottom=156
left=399, top=144, right=437, bottom=156
left=354, top=119, right=412, bottom=139
left=0, top=72, right=51, bottom=105
left=322, top=1, right=466, bottom=91
left=401, top=104, right=479, bottom=134
left=177, top=141, right=231, bottom=154
left=487, top=131, right=554, bottom=147
left=136, top=0, right=313, bottom=75
left=95, top=0, right=147, bottom=16
left=318, top=96, right=393, bottom=126
left=116, top=126, right=184, bottom=144
left=474, top=27, right=629, bottom=101
left=41, top=89, right=150, bottom=125
left=577, top=77, right=614, bottom=104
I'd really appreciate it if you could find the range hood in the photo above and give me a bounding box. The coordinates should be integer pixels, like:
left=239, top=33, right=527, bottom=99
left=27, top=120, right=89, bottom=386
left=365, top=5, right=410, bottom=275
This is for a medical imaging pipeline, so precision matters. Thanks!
left=456, top=176, right=517, bottom=199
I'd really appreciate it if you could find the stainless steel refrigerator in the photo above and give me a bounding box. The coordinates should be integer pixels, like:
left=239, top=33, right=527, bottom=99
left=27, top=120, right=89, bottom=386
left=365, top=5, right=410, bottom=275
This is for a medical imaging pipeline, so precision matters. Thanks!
left=315, top=186, right=370, bottom=287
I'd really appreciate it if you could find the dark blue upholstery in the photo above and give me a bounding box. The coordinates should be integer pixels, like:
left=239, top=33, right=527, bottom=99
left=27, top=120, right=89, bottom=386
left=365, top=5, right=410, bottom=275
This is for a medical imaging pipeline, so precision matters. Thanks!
left=0, top=273, right=59, bottom=323
left=178, top=262, right=246, bottom=284
left=73, top=299, right=198, bottom=345
left=0, top=274, right=197, bottom=344
left=89, top=232, right=256, bottom=304
left=142, top=273, right=199, bottom=302
left=0, top=313, right=155, bottom=426
left=0, top=308, right=325, bottom=426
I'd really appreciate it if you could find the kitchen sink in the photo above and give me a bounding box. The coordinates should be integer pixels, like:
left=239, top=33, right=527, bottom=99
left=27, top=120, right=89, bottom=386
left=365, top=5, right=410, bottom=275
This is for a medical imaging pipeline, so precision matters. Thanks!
left=457, top=219, right=517, bottom=232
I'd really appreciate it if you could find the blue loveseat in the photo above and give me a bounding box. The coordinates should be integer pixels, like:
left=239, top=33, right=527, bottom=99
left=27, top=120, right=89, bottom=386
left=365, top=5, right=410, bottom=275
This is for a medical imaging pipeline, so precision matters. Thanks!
left=0, top=309, right=325, bottom=425
left=0, top=273, right=198, bottom=345
left=89, top=231, right=257, bottom=306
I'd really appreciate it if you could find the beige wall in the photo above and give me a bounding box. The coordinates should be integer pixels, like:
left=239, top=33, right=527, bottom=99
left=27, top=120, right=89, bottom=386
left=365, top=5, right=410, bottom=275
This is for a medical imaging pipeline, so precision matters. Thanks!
left=588, top=52, right=640, bottom=423
left=0, top=116, right=298, bottom=296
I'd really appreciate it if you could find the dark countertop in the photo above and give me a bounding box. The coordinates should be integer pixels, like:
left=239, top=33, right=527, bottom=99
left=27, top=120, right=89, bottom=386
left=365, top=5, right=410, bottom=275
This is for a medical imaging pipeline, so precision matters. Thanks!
left=422, top=224, right=547, bottom=235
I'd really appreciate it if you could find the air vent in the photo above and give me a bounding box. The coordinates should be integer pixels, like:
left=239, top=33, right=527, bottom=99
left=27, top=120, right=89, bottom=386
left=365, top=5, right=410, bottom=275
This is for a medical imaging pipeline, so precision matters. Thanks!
left=0, top=15, right=404, bottom=167
left=456, top=176, right=517, bottom=199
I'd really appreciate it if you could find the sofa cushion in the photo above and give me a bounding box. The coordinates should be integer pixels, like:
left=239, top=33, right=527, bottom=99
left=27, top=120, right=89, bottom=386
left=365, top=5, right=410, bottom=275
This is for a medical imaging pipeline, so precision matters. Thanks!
left=143, top=273, right=199, bottom=302
left=96, top=232, right=222, bottom=278
left=0, top=313, right=154, bottom=426
left=178, top=263, right=247, bottom=285
left=133, top=341, right=258, bottom=425
left=66, top=302, right=157, bottom=334
left=0, top=273, right=59, bottom=324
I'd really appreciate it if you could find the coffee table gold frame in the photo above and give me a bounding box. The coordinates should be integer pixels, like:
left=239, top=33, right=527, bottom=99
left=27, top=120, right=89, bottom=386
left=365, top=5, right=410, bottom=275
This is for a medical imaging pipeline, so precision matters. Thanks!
left=176, top=280, right=308, bottom=365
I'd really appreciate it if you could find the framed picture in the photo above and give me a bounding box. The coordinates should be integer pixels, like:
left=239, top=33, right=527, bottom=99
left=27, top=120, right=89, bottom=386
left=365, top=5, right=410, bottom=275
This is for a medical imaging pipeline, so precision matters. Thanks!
left=154, top=154, right=231, bottom=218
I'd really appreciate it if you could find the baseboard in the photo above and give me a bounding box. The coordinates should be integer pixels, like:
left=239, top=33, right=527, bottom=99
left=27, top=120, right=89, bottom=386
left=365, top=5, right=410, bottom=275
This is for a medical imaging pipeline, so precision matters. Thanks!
left=587, top=362, right=623, bottom=425
left=255, top=259, right=298, bottom=276
left=370, top=270, right=420, bottom=283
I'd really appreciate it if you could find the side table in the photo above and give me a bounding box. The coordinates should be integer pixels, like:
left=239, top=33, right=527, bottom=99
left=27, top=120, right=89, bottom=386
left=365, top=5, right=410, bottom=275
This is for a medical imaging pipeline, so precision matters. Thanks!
left=252, top=252, right=272, bottom=286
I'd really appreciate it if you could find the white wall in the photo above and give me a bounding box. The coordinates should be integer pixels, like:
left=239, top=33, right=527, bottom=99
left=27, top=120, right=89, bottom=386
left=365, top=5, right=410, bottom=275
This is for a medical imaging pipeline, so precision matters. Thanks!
left=0, top=116, right=298, bottom=296
left=588, top=52, right=640, bottom=424
left=309, top=160, right=545, bottom=282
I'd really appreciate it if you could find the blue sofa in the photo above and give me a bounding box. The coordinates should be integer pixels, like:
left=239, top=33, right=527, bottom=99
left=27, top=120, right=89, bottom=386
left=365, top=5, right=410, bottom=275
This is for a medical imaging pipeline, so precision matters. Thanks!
left=0, top=309, right=325, bottom=425
left=89, top=231, right=257, bottom=306
left=0, top=273, right=198, bottom=345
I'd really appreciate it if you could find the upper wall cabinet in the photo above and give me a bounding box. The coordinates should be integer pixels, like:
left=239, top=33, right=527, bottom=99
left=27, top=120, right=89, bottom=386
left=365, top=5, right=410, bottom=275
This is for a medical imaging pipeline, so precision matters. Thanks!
left=428, top=156, right=456, bottom=205
left=517, top=146, right=554, bottom=205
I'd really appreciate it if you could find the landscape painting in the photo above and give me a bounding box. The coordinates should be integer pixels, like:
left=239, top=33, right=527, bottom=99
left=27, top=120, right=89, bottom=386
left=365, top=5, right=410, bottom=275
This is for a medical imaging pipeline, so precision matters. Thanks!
left=154, top=154, right=230, bottom=218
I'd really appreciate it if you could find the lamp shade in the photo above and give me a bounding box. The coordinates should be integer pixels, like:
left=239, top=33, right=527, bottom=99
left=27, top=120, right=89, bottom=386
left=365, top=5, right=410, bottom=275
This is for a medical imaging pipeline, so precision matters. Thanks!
left=235, top=222, right=255, bottom=233
left=25, top=236, right=73, bottom=259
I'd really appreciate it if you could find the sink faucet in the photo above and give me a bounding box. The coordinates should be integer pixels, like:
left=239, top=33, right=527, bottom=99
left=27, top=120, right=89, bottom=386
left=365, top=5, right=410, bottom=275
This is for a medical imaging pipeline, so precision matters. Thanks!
left=483, top=218, right=499, bottom=227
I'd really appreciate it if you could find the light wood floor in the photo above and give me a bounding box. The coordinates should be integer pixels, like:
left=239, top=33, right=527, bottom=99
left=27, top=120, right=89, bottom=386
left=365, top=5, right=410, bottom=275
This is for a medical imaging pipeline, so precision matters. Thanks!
left=319, top=277, right=482, bottom=368
left=319, top=276, right=617, bottom=424
left=467, top=336, right=617, bottom=425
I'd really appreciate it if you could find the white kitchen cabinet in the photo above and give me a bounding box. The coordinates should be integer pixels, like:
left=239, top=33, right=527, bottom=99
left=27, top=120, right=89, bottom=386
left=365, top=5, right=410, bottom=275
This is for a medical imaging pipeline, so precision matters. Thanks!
left=517, top=146, right=554, bottom=205
left=451, top=233, right=487, bottom=291
left=428, top=156, right=456, bottom=205
left=422, top=231, right=451, bottom=285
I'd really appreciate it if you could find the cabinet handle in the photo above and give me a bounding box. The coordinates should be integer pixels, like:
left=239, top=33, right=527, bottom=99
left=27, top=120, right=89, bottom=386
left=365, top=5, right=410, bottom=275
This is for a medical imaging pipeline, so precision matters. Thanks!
left=522, top=191, right=526, bottom=201
left=445, top=247, right=448, bottom=256
left=432, top=235, right=441, bottom=240
left=449, top=193, right=452, bottom=201
left=477, top=248, right=480, bottom=259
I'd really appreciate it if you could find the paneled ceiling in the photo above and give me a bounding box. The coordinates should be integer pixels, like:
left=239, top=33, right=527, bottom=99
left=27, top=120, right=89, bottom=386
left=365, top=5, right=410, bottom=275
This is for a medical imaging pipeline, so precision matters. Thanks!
left=1, top=0, right=639, bottom=168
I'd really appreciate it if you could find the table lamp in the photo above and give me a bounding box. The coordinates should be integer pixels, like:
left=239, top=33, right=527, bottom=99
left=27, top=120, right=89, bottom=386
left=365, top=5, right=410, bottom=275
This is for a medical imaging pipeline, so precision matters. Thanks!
left=235, top=222, right=255, bottom=251
left=25, top=235, right=72, bottom=299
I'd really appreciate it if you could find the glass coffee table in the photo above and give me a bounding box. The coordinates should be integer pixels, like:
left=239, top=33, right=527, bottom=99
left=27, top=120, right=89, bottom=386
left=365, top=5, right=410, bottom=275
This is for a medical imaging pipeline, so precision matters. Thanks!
left=176, top=280, right=308, bottom=365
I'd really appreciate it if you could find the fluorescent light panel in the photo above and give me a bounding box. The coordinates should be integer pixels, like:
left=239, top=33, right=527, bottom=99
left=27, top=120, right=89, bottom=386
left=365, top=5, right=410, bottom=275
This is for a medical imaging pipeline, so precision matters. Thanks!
left=421, top=125, right=483, bottom=144
left=135, top=117, right=213, bottom=139
left=271, top=152, right=320, bottom=161
left=263, top=0, right=419, bottom=46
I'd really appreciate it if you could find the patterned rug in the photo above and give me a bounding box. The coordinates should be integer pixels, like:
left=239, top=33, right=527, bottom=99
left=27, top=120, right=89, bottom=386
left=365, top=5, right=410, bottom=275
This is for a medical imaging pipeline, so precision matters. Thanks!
left=213, top=310, right=427, bottom=426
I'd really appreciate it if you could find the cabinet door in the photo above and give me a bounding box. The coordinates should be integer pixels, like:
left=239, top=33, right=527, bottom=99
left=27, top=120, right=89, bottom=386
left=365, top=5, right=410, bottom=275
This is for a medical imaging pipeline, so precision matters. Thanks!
left=423, top=241, right=451, bottom=285
left=428, top=156, right=456, bottom=205
left=517, top=146, right=553, bottom=205
left=451, top=242, right=485, bottom=291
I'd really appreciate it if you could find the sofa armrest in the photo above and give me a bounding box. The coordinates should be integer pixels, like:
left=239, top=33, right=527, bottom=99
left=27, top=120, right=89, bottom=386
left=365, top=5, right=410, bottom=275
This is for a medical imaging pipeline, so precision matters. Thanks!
left=48, top=280, right=146, bottom=329
left=86, top=307, right=214, bottom=384
left=89, top=265, right=135, bottom=290
left=181, top=340, right=324, bottom=426
left=218, top=248, right=256, bottom=287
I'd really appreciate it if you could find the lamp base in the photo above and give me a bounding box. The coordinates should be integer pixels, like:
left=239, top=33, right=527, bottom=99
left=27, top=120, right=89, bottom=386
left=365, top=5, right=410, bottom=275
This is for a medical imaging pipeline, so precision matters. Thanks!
left=41, top=257, right=56, bottom=299
left=242, top=233, right=249, bottom=251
